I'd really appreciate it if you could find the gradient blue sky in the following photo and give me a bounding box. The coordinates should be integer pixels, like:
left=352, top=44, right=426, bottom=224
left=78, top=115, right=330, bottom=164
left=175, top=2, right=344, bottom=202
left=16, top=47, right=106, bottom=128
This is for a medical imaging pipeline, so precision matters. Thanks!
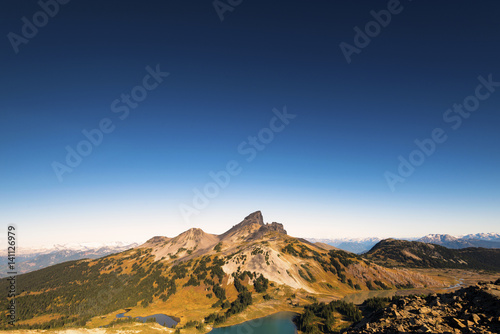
left=1, top=1, right=499, bottom=248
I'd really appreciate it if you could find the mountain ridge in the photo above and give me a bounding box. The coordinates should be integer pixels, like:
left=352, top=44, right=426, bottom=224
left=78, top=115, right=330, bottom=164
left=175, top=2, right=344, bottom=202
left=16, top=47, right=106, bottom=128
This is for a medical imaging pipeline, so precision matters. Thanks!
left=0, top=211, right=448, bottom=330
left=364, top=238, right=500, bottom=271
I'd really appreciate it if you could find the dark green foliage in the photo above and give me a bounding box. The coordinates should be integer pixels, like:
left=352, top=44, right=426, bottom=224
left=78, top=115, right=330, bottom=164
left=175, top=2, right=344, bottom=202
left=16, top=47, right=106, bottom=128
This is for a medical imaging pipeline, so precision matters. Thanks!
left=184, top=320, right=196, bottom=327
left=204, top=313, right=226, bottom=325
left=184, top=275, right=200, bottom=287
left=0, top=251, right=183, bottom=329
left=329, top=250, right=358, bottom=266
left=282, top=241, right=323, bottom=261
left=295, top=300, right=361, bottom=333
left=295, top=308, right=323, bottom=334
left=234, top=276, right=245, bottom=293
left=253, top=274, right=269, bottom=292
left=211, top=300, right=223, bottom=308
left=212, top=284, right=226, bottom=301
left=395, top=282, right=415, bottom=289
left=171, top=263, right=189, bottom=280
left=329, top=300, right=362, bottom=322
left=338, top=273, right=346, bottom=283
left=251, top=247, right=264, bottom=255
left=214, top=242, right=222, bottom=252
left=374, top=280, right=390, bottom=290
left=220, top=275, right=253, bottom=316
left=300, top=264, right=316, bottom=283
left=306, top=295, right=318, bottom=302
left=226, top=290, right=252, bottom=315
left=209, top=257, right=225, bottom=283
left=282, top=244, right=298, bottom=256
left=183, top=320, right=202, bottom=329
left=204, top=313, right=217, bottom=323
left=362, top=297, right=390, bottom=313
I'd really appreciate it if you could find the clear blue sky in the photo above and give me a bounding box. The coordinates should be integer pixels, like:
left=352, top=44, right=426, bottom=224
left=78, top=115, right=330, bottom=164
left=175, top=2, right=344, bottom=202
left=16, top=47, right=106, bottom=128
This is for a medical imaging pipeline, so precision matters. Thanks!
left=1, top=1, right=499, bottom=248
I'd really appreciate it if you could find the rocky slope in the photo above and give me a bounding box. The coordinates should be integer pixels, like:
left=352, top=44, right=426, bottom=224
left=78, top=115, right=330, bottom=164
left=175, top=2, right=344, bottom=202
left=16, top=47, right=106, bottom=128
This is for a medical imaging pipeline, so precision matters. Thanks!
left=346, top=279, right=500, bottom=333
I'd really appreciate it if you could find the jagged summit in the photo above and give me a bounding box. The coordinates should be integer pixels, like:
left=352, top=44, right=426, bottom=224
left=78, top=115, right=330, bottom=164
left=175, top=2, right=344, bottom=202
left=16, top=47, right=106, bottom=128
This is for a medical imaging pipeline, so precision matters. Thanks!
left=219, top=210, right=265, bottom=242
left=241, top=210, right=264, bottom=226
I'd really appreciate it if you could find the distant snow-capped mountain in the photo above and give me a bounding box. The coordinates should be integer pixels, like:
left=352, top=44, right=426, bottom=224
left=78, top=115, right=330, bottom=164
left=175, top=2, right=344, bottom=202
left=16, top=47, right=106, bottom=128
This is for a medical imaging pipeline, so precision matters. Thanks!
left=308, top=232, right=500, bottom=254
left=16, top=241, right=138, bottom=255
left=461, top=233, right=500, bottom=241
left=0, top=242, right=138, bottom=277
left=418, top=233, right=500, bottom=249
left=306, top=237, right=382, bottom=254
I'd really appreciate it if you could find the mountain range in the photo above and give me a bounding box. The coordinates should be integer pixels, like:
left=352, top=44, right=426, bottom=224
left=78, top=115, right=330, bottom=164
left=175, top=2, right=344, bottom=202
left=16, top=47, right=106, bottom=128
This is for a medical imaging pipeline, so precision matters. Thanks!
left=417, top=233, right=500, bottom=249
left=306, top=237, right=383, bottom=254
left=308, top=233, right=500, bottom=254
left=0, top=242, right=137, bottom=277
left=8, top=232, right=498, bottom=279
left=0, top=211, right=450, bottom=330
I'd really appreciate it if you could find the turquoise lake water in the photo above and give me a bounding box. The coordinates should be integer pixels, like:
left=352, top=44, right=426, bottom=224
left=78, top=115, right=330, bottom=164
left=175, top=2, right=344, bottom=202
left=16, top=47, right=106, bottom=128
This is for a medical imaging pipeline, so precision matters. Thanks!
left=208, top=312, right=298, bottom=334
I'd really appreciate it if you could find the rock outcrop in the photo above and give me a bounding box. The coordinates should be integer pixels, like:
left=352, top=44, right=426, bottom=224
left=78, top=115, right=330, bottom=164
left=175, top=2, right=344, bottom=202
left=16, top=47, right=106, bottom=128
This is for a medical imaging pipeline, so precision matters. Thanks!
left=258, top=222, right=287, bottom=235
left=346, top=279, right=500, bottom=334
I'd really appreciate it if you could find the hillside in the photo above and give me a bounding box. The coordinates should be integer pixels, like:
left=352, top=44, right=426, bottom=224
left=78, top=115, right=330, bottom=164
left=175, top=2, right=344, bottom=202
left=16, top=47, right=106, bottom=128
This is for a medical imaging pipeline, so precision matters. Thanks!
left=0, top=212, right=446, bottom=331
left=364, top=239, right=500, bottom=271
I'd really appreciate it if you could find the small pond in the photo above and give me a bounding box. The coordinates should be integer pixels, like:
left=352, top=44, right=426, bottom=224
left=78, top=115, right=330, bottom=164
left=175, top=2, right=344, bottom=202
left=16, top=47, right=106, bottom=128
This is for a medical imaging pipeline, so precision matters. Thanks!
left=115, top=308, right=179, bottom=328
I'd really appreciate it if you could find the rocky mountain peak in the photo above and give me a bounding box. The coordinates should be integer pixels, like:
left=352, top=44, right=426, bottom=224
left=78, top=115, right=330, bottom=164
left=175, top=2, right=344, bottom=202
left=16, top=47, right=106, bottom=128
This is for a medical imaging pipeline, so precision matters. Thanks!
left=258, top=222, right=287, bottom=235
left=242, top=210, right=264, bottom=226
left=143, top=236, right=170, bottom=247
left=183, top=227, right=205, bottom=239
left=219, top=211, right=266, bottom=242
